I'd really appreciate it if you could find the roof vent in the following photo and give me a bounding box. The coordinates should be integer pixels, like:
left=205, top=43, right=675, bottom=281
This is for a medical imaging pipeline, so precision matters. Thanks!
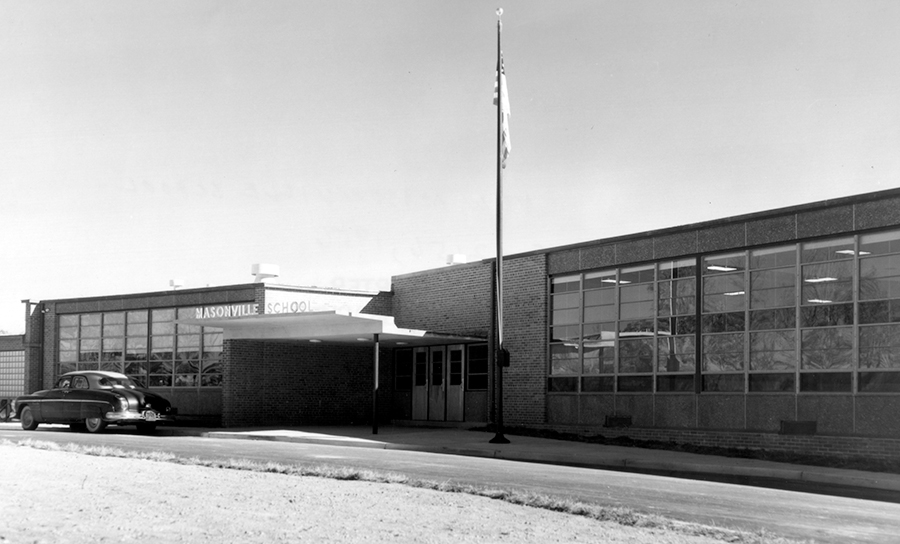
left=251, top=264, right=280, bottom=283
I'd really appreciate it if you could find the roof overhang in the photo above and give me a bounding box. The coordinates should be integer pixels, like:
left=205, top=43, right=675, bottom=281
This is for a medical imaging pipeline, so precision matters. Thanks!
left=177, top=311, right=484, bottom=347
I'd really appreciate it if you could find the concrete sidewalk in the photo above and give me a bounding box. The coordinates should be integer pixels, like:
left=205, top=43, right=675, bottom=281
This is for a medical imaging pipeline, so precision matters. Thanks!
left=197, top=424, right=900, bottom=495
left=4, top=420, right=899, bottom=495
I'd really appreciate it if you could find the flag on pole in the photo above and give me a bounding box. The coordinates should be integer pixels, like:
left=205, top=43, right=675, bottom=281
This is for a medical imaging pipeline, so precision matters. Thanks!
left=494, top=55, right=511, bottom=169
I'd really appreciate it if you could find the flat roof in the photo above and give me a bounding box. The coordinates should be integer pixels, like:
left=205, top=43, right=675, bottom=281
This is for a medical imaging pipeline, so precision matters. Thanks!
left=178, top=311, right=484, bottom=347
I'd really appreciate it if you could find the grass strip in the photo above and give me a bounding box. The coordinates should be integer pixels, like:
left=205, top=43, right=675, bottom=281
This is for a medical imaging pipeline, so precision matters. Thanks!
left=3, top=438, right=810, bottom=544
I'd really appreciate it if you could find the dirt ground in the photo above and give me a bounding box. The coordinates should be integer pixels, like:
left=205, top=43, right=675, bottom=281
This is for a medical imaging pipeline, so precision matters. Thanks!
left=0, top=444, right=742, bottom=544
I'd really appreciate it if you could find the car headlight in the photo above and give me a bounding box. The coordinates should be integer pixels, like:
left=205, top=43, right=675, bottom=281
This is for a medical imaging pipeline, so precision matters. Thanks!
left=114, top=395, right=129, bottom=411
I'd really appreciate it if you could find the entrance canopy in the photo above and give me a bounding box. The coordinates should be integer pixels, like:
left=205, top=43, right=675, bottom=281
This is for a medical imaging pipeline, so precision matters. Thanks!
left=178, top=311, right=485, bottom=347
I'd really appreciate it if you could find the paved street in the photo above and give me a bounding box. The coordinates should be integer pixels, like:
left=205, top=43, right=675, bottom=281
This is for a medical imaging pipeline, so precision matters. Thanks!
left=3, top=425, right=899, bottom=543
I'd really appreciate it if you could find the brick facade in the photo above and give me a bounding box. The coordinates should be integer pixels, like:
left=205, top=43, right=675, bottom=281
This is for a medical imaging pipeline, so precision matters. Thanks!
left=524, top=423, right=900, bottom=463
left=222, top=339, right=393, bottom=427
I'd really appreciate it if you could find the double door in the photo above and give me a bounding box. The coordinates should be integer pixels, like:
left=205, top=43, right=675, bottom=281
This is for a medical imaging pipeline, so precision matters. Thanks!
left=411, top=345, right=464, bottom=422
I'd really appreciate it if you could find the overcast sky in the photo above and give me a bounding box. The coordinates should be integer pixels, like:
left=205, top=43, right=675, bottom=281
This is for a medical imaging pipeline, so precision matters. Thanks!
left=2, top=1, right=898, bottom=334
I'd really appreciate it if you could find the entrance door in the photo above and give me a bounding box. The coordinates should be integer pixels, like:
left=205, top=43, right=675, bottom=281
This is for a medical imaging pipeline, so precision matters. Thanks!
left=411, top=348, right=428, bottom=420
left=446, top=345, right=464, bottom=421
left=428, top=347, right=446, bottom=421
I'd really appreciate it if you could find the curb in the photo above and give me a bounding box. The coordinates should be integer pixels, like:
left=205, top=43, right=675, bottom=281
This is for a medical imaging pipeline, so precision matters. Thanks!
left=198, top=431, right=900, bottom=494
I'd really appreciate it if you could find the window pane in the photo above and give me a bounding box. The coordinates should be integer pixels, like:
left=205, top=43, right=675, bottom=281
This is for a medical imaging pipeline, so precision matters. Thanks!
left=801, top=327, right=852, bottom=369
left=748, top=373, right=795, bottom=392
left=584, top=288, right=614, bottom=306
left=860, top=325, right=900, bottom=369
left=802, top=262, right=852, bottom=303
left=858, top=300, right=900, bottom=324
left=703, top=273, right=745, bottom=313
left=620, top=265, right=654, bottom=284
left=103, top=312, right=125, bottom=337
left=704, top=253, right=746, bottom=275
left=750, top=330, right=796, bottom=371
left=552, top=308, right=580, bottom=326
left=151, top=309, right=176, bottom=335
left=549, top=344, right=579, bottom=374
left=584, top=305, right=615, bottom=323
left=583, top=270, right=616, bottom=289
left=79, top=339, right=100, bottom=362
left=657, top=375, right=694, bottom=392
left=750, top=268, right=795, bottom=309
left=800, top=304, right=853, bottom=327
left=548, top=377, right=578, bottom=392
left=860, top=229, right=900, bottom=254
left=702, top=333, right=744, bottom=371
left=860, top=254, right=900, bottom=300
left=750, top=245, right=796, bottom=269
left=800, top=372, right=851, bottom=392
left=59, top=315, right=78, bottom=327
left=127, top=310, right=148, bottom=323
left=657, top=337, right=695, bottom=372
left=126, top=338, right=148, bottom=361
left=618, top=338, right=653, bottom=373
left=702, top=312, right=745, bottom=333
left=657, top=316, right=697, bottom=335
left=81, top=314, right=101, bottom=327
left=550, top=325, right=580, bottom=343
left=550, top=275, right=580, bottom=293
left=659, top=258, right=696, bottom=280
left=101, top=338, right=123, bottom=361
left=617, top=376, right=653, bottom=392
left=702, top=374, right=744, bottom=392
left=582, top=376, right=614, bottom=392
left=801, top=237, right=854, bottom=263
left=749, top=308, right=795, bottom=330
left=859, top=371, right=900, bottom=392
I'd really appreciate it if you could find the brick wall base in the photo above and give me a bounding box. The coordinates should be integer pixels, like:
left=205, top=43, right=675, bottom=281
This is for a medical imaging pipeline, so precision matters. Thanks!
left=521, top=423, right=900, bottom=463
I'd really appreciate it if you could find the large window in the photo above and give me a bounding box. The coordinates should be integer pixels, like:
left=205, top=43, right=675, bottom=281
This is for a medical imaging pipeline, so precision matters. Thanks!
left=548, top=259, right=698, bottom=394
left=702, top=252, right=746, bottom=392
left=0, top=350, right=25, bottom=398
left=57, top=307, right=223, bottom=387
left=548, top=229, right=900, bottom=395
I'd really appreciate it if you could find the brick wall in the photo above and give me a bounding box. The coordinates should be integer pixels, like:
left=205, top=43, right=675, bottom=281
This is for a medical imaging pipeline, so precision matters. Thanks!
left=526, top=423, right=900, bottom=463
left=392, top=261, right=492, bottom=337
left=361, top=291, right=394, bottom=317
left=501, top=254, right=548, bottom=426
left=0, top=335, right=23, bottom=351
left=221, top=339, right=392, bottom=427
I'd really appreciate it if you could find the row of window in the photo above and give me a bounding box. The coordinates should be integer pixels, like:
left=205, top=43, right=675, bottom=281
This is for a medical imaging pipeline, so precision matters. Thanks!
left=57, top=308, right=224, bottom=387
left=549, top=229, right=900, bottom=394
left=0, top=350, right=25, bottom=397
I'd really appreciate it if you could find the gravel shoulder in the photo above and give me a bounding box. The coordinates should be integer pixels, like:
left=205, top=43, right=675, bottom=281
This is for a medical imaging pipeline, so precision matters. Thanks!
left=0, top=444, right=743, bottom=544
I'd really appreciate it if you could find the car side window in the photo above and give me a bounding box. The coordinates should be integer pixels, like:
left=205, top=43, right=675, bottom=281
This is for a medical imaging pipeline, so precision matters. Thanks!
left=57, top=378, right=71, bottom=389
left=72, top=376, right=89, bottom=390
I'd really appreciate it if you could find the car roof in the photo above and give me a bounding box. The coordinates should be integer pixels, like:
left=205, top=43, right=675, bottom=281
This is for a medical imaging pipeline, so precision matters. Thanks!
left=61, top=370, right=130, bottom=380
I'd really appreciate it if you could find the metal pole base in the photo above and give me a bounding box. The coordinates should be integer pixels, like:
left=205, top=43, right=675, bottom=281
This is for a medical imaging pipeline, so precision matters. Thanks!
left=489, top=432, right=510, bottom=444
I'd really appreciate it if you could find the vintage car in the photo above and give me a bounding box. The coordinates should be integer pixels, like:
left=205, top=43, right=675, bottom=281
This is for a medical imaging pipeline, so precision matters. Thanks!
left=13, top=370, right=177, bottom=433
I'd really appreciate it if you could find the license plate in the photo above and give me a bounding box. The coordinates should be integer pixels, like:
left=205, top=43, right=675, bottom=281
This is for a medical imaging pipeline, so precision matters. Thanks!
left=143, top=411, right=158, bottom=422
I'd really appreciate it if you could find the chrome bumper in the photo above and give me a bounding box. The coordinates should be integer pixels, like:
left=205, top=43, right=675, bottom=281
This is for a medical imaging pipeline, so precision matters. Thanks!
left=104, top=409, right=176, bottom=424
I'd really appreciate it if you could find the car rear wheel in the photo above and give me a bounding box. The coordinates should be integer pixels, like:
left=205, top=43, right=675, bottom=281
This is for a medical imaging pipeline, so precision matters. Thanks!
left=84, top=417, right=107, bottom=433
left=20, top=406, right=39, bottom=431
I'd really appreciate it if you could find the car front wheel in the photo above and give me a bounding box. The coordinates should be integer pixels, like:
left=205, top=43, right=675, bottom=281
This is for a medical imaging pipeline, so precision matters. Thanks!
left=20, top=406, right=39, bottom=431
left=84, top=417, right=107, bottom=433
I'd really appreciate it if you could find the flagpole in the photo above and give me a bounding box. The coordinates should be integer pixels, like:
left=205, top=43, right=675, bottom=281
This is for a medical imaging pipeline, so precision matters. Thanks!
left=490, top=10, right=510, bottom=444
